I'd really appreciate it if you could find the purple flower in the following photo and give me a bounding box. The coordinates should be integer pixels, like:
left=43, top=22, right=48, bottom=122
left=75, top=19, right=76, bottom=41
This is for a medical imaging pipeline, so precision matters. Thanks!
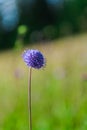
left=22, top=49, right=45, bottom=69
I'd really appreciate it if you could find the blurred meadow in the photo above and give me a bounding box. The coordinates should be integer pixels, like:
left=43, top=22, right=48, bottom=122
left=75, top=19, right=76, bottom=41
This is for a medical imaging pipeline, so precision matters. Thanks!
left=0, top=33, right=87, bottom=129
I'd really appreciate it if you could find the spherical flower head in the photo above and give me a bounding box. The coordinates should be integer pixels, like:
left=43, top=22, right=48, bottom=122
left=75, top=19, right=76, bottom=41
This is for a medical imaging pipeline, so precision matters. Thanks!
left=22, top=49, right=46, bottom=69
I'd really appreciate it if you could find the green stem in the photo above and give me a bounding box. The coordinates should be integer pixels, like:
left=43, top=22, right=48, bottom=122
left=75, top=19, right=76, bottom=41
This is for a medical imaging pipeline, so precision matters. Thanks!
left=28, top=67, right=32, bottom=130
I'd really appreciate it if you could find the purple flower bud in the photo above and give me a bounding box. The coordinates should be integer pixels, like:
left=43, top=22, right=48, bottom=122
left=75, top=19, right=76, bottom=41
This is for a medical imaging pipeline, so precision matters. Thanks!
left=22, top=49, right=46, bottom=69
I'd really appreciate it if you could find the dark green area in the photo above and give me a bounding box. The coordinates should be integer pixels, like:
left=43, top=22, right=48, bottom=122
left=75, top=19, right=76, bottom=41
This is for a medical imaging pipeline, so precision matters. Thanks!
left=0, top=0, right=87, bottom=50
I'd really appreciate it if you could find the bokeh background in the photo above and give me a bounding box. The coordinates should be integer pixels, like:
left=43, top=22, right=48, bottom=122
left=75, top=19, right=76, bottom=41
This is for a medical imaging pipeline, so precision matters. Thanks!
left=0, top=0, right=87, bottom=129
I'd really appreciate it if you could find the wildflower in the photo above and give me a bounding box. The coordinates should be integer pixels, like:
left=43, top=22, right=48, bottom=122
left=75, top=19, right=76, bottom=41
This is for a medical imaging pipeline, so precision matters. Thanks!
left=22, top=49, right=45, bottom=69
left=22, top=49, right=46, bottom=130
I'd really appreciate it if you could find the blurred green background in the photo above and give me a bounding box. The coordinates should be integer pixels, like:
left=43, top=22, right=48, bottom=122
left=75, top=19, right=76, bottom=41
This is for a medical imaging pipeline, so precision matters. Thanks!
left=0, top=0, right=87, bottom=130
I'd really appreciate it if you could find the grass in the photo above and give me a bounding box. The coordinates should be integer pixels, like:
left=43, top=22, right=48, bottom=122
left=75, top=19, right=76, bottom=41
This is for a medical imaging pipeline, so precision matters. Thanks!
left=0, top=33, right=87, bottom=129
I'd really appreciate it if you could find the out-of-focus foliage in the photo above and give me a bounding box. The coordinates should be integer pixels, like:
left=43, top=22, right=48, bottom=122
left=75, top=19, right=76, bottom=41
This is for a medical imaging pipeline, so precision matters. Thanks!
left=1, top=34, right=87, bottom=129
left=0, top=0, right=87, bottom=49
